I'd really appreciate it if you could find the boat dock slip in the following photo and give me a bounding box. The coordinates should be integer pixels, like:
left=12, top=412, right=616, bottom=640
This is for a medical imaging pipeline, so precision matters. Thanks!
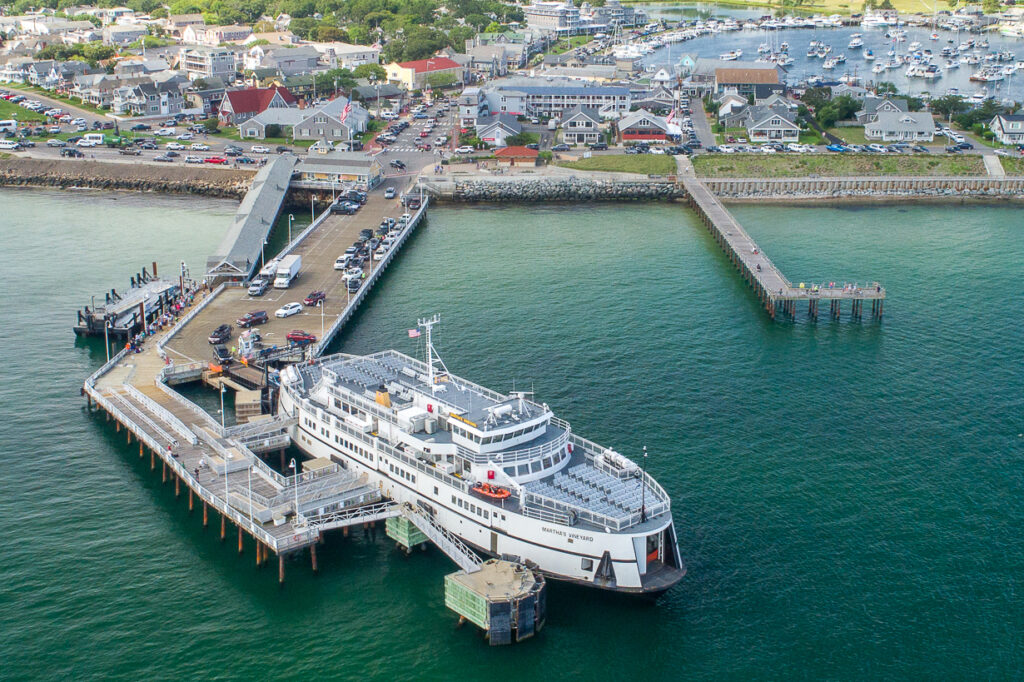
left=679, top=173, right=885, bottom=321
left=205, top=156, right=298, bottom=282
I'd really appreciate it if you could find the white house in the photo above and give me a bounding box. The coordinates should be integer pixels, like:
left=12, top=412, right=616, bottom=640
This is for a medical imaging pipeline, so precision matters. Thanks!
left=865, top=111, right=936, bottom=142
left=989, top=114, right=1024, bottom=145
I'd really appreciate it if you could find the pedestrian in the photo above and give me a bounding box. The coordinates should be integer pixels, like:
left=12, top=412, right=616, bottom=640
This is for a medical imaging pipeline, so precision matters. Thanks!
left=194, top=467, right=199, bottom=480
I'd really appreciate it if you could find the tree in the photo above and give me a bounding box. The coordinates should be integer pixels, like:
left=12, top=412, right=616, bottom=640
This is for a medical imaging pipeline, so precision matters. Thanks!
left=876, top=81, right=898, bottom=95
left=983, top=0, right=1000, bottom=13
left=425, top=71, right=456, bottom=89
left=801, top=86, right=832, bottom=113
left=316, top=25, right=347, bottom=41
left=265, top=124, right=282, bottom=138
left=483, top=21, right=503, bottom=33
left=352, top=63, right=386, bottom=81
left=201, top=117, right=220, bottom=133
left=930, top=95, right=968, bottom=121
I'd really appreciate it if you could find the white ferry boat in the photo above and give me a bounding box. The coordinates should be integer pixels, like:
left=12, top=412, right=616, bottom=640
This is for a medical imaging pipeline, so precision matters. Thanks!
left=278, top=318, right=686, bottom=596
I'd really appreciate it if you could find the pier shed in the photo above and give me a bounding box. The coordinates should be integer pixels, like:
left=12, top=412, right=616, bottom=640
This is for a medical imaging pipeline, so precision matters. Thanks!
left=205, top=155, right=298, bottom=283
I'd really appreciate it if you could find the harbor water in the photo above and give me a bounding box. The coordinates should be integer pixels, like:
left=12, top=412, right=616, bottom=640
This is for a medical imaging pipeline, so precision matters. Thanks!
left=1, top=189, right=1022, bottom=678
left=638, top=2, right=1024, bottom=102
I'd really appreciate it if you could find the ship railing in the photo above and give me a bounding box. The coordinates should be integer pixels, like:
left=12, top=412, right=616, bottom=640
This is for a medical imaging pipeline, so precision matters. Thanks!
left=570, top=432, right=672, bottom=508
left=522, top=505, right=572, bottom=526
left=225, top=415, right=296, bottom=439
left=523, top=490, right=671, bottom=533
left=121, top=383, right=198, bottom=445
left=456, top=426, right=570, bottom=465
left=304, top=397, right=471, bottom=493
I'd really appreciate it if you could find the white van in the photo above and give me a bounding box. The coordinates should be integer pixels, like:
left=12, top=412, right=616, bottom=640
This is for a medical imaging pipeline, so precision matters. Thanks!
left=0, top=120, right=17, bottom=134
left=0, top=139, right=21, bottom=150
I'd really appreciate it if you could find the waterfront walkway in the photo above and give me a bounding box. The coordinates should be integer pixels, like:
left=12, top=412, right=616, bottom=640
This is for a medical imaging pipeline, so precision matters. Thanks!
left=677, top=156, right=885, bottom=320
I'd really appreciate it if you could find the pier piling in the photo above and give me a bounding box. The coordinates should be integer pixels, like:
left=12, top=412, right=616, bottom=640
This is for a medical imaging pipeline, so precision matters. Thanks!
left=220, top=515, right=226, bottom=542
left=238, top=526, right=243, bottom=554
left=311, top=544, right=319, bottom=574
left=203, top=502, right=208, bottom=527
left=279, top=555, right=285, bottom=584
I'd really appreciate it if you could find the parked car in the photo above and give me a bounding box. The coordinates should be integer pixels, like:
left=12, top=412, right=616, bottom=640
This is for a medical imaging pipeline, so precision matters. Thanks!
left=203, top=156, right=228, bottom=164
left=286, top=330, right=316, bottom=345
left=588, top=142, right=608, bottom=150
left=455, top=145, right=475, bottom=154
left=303, top=291, right=326, bottom=306
left=60, top=148, right=84, bottom=158
left=236, top=310, right=268, bottom=327
left=208, top=323, right=232, bottom=344
left=251, top=145, right=270, bottom=154
left=342, top=268, right=363, bottom=283
left=552, top=143, right=570, bottom=151
left=153, top=154, right=174, bottom=162
left=389, top=159, right=406, bottom=169
left=212, top=344, right=232, bottom=365
left=384, top=187, right=396, bottom=199
left=46, top=138, right=66, bottom=147
left=130, top=123, right=151, bottom=131
left=190, top=142, right=210, bottom=151
left=334, top=255, right=351, bottom=270
left=247, top=278, right=269, bottom=295
left=275, top=302, right=303, bottom=318
left=175, top=132, right=194, bottom=140
left=184, top=155, right=203, bottom=163
left=347, top=278, right=362, bottom=292
left=166, top=142, right=184, bottom=150
left=236, top=156, right=257, bottom=164
left=119, top=148, right=141, bottom=156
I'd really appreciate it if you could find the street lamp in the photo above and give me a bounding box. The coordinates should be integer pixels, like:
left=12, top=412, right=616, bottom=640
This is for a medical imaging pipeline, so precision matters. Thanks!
left=288, top=213, right=294, bottom=242
left=289, top=458, right=299, bottom=516
left=319, top=300, right=324, bottom=340
left=248, top=461, right=253, bottom=522
left=219, top=383, right=226, bottom=429
left=104, top=318, right=112, bottom=363
left=260, top=237, right=267, bottom=269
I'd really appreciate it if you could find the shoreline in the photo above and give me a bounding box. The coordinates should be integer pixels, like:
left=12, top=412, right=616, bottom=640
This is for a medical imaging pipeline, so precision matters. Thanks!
left=0, top=157, right=254, bottom=200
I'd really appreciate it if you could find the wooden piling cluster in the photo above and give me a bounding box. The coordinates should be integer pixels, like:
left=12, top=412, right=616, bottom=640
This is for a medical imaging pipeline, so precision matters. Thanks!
left=680, top=175, right=886, bottom=323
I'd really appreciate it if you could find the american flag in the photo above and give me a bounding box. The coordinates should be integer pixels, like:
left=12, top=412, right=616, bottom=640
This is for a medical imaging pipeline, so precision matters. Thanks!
left=666, top=110, right=675, bottom=124
left=340, top=101, right=352, bottom=123
left=408, top=329, right=421, bottom=338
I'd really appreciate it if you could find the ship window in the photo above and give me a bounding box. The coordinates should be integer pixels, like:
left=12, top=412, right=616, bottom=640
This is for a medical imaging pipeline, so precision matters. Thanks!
left=542, top=457, right=553, bottom=468
left=530, top=460, right=542, bottom=473
left=483, top=510, right=488, bottom=519
left=452, top=495, right=457, bottom=505
left=434, top=486, right=439, bottom=495
left=517, top=464, right=529, bottom=476
left=582, top=558, right=594, bottom=571
left=504, top=467, right=516, bottom=477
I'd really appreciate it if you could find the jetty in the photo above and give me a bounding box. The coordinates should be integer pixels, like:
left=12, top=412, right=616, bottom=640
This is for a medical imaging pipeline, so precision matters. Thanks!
left=680, top=173, right=885, bottom=320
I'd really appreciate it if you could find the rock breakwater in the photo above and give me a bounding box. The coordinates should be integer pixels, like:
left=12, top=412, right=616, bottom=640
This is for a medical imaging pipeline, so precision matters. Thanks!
left=428, top=177, right=684, bottom=202
left=0, top=158, right=254, bottom=199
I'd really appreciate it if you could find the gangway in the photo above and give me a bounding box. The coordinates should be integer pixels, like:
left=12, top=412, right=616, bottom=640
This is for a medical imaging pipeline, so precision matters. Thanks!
left=402, top=503, right=483, bottom=574
left=295, top=501, right=401, bottom=533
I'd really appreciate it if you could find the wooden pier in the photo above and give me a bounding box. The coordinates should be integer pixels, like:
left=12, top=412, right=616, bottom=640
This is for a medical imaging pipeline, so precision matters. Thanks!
left=81, top=178, right=429, bottom=584
left=680, top=174, right=885, bottom=322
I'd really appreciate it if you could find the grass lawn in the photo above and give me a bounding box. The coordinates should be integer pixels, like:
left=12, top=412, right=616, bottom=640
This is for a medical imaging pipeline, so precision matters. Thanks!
left=692, top=153, right=986, bottom=178
left=799, top=130, right=825, bottom=145
left=1000, top=156, right=1024, bottom=175
left=6, top=83, right=110, bottom=117
left=558, top=154, right=677, bottom=175
left=208, top=128, right=313, bottom=148
left=550, top=36, right=593, bottom=55
left=826, top=127, right=871, bottom=145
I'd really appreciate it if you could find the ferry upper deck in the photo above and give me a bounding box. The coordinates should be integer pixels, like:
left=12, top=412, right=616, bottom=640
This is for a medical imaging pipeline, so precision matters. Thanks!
left=287, top=350, right=673, bottom=536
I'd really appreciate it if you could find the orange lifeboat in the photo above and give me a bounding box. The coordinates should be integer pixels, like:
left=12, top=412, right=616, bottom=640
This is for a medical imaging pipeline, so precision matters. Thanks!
left=472, top=482, right=511, bottom=500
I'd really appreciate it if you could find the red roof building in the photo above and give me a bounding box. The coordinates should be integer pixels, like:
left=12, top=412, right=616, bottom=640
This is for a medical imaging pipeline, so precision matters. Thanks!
left=219, top=86, right=296, bottom=125
left=494, top=146, right=539, bottom=165
left=386, top=56, right=464, bottom=91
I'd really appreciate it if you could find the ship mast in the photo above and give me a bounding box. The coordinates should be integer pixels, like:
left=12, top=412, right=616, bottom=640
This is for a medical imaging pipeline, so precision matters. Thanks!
left=418, top=313, right=444, bottom=394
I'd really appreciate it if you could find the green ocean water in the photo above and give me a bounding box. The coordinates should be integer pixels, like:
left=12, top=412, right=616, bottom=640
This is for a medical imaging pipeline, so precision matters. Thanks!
left=1, top=190, right=1022, bottom=680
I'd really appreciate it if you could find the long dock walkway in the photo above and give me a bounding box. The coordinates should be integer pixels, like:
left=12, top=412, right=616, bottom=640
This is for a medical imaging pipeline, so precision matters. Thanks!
left=676, top=157, right=885, bottom=321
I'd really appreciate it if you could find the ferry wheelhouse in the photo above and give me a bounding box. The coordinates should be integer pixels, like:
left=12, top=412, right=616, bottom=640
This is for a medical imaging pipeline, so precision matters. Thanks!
left=277, top=318, right=685, bottom=595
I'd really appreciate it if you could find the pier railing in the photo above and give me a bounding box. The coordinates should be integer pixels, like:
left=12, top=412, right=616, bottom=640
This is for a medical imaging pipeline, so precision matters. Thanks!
left=86, top=346, right=129, bottom=389
left=86, top=383, right=297, bottom=552
left=121, top=383, right=197, bottom=445
left=277, top=206, right=332, bottom=261
left=155, top=283, right=227, bottom=360
left=312, top=198, right=430, bottom=356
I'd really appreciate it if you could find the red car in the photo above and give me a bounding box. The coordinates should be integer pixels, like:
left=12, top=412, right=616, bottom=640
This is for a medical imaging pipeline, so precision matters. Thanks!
left=236, top=310, right=268, bottom=327
left=419, top=130, right=429, bottom=138
left=303, top=291, right=326, bottom=306
left=287, top=330, right=316, bottom=344
left=203, top=156, right=228, bottom=164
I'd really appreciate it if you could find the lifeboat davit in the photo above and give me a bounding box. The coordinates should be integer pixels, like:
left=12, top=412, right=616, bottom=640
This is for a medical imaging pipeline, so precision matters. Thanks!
left=472, top=482, right=511, bottom=499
